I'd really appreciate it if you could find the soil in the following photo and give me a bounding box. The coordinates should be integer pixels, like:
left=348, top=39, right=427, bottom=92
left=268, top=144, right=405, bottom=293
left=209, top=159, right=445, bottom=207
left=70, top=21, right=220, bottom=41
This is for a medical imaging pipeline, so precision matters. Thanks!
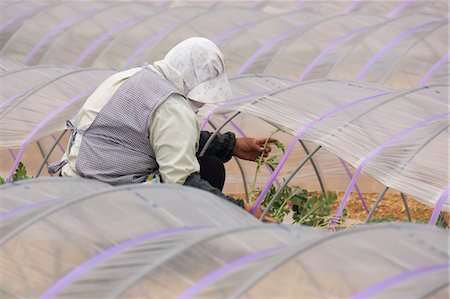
left=336, top=192, right=449, bottom=225
left=233, top=192, right=449, bottom=227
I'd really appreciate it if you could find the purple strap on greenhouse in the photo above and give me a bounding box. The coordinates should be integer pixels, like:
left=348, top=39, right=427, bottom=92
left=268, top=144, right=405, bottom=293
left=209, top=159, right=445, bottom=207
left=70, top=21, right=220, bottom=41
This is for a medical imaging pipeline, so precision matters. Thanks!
left=299, top=27, right=367, bottom=81
left=238, top=24, right=305, bottom=75
left=250, top=91, right=390, bottom=215
left=351, top=263, right=449, bottom=299
left=429, top=186, right=450, bottom=226
left=356, top=20, right=443, bottom=81
left=0, top=4, right=46, bottom=31
left=339, top=159, right=368, bottom=212
left=418, top=52, right=449, bottom=86
left=6, top=88, right=95, bottom=182
left=387, top=0, right=412, bottom=18
left=75, top=16, right=146, bottom=66
left=0, top=86, right=35, bottom=109
left=7, top=149, right=16, bottom=160
left=213, top=20, right=259, bottom=43
left=344, top=0, right=364, bottom=13
left=331, top=112, right=450, bottom=227
left=200, top=92, right=262, bottom=130
left=24, top=9, right=98, bottom=64
left=0, top=198, right=55, bottom=221
left=178, top=245, right=284, bottom=299
left=40, top=226, right=208, bottom=299
left=123, top=22, right=181, bottom=69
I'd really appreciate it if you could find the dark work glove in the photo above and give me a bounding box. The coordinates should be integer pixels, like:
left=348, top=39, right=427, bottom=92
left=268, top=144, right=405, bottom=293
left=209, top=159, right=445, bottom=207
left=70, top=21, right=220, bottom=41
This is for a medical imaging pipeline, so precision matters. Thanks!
left=184, top=172, right=244, bottom=208
left=197, top=131, right=236, bottom=162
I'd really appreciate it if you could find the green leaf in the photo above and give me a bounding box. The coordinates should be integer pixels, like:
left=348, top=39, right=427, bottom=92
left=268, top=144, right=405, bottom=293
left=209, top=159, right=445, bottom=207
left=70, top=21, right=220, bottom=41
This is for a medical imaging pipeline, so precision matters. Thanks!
left=12, top=162, right=29, bottom=182
left=275, top=141, right=285, bottom=153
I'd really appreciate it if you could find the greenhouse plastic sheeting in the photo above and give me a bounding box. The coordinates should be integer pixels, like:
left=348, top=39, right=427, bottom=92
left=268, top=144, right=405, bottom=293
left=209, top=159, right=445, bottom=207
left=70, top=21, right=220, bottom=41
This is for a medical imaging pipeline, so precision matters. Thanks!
left=0, top=177, right=111, bottom=223
left=0, top=65, right=78, bottom=100
left=0, top=56, right=25, bottom=72
left=0, top=66, right=448, bottom=211
left=0, top=1, right=448, bottom=216
left=213, top=77, right=449, bottom=211
left=0, top=67, right=116, bottom=149
left=1, top=1, right=446, bottom=88
left=0, top=178, right=448, bottom=298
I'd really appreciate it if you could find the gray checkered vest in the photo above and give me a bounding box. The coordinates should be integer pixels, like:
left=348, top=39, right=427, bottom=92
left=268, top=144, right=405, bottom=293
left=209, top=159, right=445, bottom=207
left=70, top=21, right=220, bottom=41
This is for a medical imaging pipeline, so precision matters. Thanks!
left=75, top=65, right=179, bottom=185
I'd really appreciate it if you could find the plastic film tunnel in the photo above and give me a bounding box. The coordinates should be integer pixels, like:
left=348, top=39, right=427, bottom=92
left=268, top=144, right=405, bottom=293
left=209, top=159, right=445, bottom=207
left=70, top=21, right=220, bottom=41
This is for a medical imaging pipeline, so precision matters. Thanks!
left=0, top=1, right=449, bottom=298
left=0, top=178, right=449, bottom=298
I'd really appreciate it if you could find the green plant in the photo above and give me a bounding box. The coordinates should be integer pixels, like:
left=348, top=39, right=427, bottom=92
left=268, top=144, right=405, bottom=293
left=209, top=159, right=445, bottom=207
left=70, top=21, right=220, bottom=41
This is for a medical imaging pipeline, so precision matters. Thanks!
left=0, top=162, right=30, bottom=185
left=436, top=213, right=448, bottom=229
left=249, top=132, right=340, bottom=226
left=291, top=191, right=338, bottom=227
left=248, top=129, right=284, bottom=203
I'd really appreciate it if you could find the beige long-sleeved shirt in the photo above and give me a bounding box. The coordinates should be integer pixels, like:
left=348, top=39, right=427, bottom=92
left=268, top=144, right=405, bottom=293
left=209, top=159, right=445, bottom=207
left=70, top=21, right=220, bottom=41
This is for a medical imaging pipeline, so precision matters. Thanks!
left=61, top=62, right=201, bottom=184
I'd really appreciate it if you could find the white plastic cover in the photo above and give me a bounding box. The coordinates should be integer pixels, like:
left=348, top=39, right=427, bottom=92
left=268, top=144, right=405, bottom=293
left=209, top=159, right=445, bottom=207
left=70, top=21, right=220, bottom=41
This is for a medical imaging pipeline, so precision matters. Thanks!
left=0, top=179, right=448, bottom=298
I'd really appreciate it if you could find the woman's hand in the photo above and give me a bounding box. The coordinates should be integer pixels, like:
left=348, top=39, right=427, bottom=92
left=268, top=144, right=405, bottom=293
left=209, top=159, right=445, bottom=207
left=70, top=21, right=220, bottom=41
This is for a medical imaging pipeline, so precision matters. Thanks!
left=233, top=137, right=278, bottom=161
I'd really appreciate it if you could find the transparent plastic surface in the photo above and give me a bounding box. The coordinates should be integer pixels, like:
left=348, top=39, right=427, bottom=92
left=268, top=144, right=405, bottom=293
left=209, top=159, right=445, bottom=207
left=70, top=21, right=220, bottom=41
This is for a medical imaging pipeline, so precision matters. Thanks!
left=92, top=7, right=207, bottom=69
left=39, top=2, right=157, bottom=67
left=0, top=68, right=116, bottom=149
left=1, top=2, right=112, bottom=64
left=210, top=78, right=449, bottom=210
left=0, top=183, right=446, bottom=299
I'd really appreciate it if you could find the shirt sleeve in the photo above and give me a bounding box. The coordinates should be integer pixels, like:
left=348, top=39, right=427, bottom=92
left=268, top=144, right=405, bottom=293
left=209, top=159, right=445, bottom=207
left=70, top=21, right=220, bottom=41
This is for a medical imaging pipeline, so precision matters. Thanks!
left=149, top=94, right=200, bottom=184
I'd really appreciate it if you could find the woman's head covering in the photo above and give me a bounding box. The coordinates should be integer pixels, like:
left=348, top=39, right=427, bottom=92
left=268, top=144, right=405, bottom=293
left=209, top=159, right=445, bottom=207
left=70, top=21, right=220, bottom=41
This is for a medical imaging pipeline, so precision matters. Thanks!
left=163, top=37, right=233, bottom=104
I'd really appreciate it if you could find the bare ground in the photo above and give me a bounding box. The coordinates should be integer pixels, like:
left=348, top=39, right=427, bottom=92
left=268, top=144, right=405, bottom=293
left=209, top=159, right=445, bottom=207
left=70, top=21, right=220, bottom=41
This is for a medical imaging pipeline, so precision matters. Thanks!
left=234, top=192, right=449, bottom=227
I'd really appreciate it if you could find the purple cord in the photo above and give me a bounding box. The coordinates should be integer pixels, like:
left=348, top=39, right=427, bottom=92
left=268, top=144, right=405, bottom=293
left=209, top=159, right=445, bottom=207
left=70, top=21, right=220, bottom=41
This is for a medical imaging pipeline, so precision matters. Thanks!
left=387, top=0, right=412, bottom=18
left=75, top=16, right=146, bottom=66
left=0, top=199, right=55, bottom=221
left=331, top=112, right=450, bottom=227
left=40, top=226, right=207, bottom=299
left=0, top=86, right=35, bottom=109
left=222, top=114, right=246, bottom=137
left=351, top=263, right=449, bottom=299
left=238, top=24, right=305, bottom=75
left=418, top=52, right=449, bottom=86
left=0, top=4, right=46, bottom=32
left=356, top=20, right=442, bottom=81
left=299, top=27, right=367, bottom=81
left=7, top=149, right=16, bottom=160
left=24, top=9, right=98, bottom=64
left=123, top=22, right=180, bottom=69
left=178, top=245, right=283, bottom=299
left=50, top=134, right=65, bottom=153
left=212, top=19, right=259, bottom=43
left=416, top=53, right=450, bottom=225
left=200, top=92, right=262, bottom=130
left=250, top=91, right=391, bottom=215
left=339, top=159, right=369, bottom=212
left=298, top=27, right=370, bottom=211
left=429, top=186, right=449, bottom=226
left=6, top=88, right=95, bottom=182
left=344, top=0, right=364, bottom=14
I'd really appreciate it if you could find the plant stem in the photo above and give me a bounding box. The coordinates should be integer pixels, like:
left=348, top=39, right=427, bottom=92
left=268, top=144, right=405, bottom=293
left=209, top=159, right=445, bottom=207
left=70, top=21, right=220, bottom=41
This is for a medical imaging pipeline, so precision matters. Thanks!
left=249, top=129, right=280, bottom=203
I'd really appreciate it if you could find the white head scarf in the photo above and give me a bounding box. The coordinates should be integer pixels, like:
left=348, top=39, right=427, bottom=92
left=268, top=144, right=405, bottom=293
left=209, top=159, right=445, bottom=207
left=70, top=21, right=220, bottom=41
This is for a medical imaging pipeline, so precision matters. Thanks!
left=163, top=37, right=233, bottom=104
